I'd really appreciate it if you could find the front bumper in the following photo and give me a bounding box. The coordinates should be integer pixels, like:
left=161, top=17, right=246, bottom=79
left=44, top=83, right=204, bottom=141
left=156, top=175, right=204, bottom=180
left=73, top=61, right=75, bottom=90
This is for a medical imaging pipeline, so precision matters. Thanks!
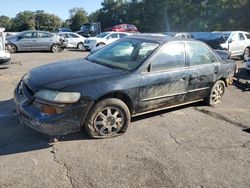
left=84, top=43, right=96, bottom=50
left=14, top=80, right=94, bottom=136
left=0, top=57, right=11, bottom=68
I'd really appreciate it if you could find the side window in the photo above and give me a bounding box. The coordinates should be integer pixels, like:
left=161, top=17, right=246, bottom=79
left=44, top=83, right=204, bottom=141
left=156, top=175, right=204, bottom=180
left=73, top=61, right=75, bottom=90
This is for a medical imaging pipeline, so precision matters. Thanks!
left=119, top=33, right=127, bottom=38
left=69, top=34, right=79, bottom=38
left=22, top=32, right=37, bottom=39
left=109, top=34, right=119, bottom=39
left=239, top=33, right=245, bottom=40
left=231, top=33, right=239, bottom=42
left=38, top=32, right=50, bottom=38
left=186, top=42, right=212, bottom=66
left=151, top=42, right=185, bottom=71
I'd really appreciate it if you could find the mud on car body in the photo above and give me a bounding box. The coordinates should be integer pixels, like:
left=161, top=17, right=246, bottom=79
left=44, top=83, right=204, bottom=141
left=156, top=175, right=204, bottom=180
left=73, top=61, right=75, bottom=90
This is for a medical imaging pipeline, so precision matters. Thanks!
left=14, top=34, right=236, bottom=138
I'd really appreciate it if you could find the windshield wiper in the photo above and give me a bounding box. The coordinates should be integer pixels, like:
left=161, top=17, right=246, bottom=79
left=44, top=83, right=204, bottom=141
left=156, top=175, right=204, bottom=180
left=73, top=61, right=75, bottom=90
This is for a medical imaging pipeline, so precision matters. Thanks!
left=86, top=57, right=129, bottom=71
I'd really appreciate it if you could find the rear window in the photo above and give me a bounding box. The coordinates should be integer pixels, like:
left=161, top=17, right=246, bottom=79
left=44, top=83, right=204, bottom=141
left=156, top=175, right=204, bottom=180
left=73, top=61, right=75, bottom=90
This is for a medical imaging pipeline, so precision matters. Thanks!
left=245, top=33, right=250, bottom=39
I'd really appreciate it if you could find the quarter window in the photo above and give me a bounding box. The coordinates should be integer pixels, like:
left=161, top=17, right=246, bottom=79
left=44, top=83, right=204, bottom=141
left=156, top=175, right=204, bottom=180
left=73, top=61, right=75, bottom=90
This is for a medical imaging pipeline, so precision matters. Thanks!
left=239, top=33, right=245, bottom=40
left=151, top=42, right=185, bottom=71
left=245, top=33, right=250, bottom=39
left=186, top=42, right=213, bottom=66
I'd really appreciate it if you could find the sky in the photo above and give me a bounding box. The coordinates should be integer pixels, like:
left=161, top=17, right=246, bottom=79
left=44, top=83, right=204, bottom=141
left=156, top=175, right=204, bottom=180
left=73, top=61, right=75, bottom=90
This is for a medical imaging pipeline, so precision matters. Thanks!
left=0, top=0, right=103, bottom=20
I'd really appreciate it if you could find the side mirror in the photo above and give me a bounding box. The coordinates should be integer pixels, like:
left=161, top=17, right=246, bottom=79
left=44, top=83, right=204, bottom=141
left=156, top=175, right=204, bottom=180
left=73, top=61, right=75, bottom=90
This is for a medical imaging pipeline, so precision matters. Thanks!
left=143, top=64, right=151, bottom=72
left=228, top=38, right=233, bottom=43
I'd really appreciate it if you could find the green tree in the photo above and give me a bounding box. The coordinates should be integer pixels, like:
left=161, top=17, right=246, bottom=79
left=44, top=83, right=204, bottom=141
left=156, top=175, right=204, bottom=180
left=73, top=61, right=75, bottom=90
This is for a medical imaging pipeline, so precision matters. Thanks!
left=69, top=8, right=89, bottom=31
left=35, top=12, right=61, bottom=31
left=0, top=16, right=12, bottom=30
left=12, top=11, right=36, bottom=31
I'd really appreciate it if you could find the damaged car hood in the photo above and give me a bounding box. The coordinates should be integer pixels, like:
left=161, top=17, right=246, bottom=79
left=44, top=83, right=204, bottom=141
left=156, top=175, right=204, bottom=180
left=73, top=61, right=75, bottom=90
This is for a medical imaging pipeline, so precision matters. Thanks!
left=23, top=58, right=126, bottom=92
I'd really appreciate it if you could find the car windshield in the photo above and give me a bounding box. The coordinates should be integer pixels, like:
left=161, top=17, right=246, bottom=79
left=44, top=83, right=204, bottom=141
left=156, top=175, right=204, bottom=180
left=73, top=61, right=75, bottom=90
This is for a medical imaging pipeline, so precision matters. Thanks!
left=86, top=39, right=159, bottom=71
left=96, top=32, right=110, bottom=38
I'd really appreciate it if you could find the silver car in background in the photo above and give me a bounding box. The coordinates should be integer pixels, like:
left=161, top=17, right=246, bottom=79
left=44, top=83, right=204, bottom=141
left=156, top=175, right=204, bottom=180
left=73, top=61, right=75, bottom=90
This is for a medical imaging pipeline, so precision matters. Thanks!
left=6, top=30, right=65, bottom=53
left=58, top=32, right=86, bottom=49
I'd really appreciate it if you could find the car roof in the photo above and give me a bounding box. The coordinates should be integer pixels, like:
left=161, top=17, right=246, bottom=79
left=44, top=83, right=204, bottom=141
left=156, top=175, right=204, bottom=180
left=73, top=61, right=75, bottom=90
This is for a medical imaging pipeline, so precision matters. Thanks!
left=126, top=33, right=198, bottom=44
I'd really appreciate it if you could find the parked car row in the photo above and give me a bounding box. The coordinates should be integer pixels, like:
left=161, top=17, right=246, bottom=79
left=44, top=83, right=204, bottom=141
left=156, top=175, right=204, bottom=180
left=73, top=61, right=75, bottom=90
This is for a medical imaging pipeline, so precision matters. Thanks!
left=6, top=30, right=66, bottom=53
left=173, top=31, right=250, bottom=61
left=84, top=32, right=131, bottom=50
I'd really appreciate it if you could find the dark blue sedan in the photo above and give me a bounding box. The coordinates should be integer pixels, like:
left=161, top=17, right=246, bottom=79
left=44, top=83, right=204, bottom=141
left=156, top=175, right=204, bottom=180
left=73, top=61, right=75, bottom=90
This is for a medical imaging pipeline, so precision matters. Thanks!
left=14, top=34, right=236, bottom=138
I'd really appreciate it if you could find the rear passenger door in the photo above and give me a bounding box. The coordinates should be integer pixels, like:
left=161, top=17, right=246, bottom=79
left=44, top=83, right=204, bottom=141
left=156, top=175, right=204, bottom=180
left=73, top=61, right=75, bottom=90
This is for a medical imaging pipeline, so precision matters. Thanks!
left=138, top=42, right=190, bottom=112
left=184, top=41, right=220, bottom=101
left=37, top=32, right=54, bottom=50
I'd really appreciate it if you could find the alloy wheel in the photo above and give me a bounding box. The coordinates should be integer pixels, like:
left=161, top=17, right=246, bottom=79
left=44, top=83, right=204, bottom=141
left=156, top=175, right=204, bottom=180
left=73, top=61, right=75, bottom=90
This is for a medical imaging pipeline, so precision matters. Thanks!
left=211, top=83, right=224, bottom=104
left=94, top=107, right=124, bottom=136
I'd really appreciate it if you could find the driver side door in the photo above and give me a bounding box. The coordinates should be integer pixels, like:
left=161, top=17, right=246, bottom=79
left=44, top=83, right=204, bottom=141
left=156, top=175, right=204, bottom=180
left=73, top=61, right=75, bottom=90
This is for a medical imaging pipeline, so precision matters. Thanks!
left=138, top=42, right=190, bottom=113
left=16, top=31, right=38, bottom=51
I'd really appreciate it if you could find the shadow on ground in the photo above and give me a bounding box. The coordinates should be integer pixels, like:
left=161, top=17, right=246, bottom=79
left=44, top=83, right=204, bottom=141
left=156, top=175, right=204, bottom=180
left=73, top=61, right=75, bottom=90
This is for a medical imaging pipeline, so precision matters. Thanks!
left=0, top=98, right=207, bottom=156
left=0, top=99, right=90, bottom=156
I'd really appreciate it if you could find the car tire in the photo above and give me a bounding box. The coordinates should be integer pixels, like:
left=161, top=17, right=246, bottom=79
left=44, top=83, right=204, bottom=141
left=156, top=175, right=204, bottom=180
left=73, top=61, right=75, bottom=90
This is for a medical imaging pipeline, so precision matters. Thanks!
left=6, top=44, right=17, bottom=53
left=84, top=98, right=131, bottom=139
left=205, top=80, right=226, bottom=106
left=97, top=42, right=105, bottom=47
left=77, top=42, right=84, bottom=50
left=242, top=47, right=250, bottom=61
left=51, top=44, right=61, bottom=53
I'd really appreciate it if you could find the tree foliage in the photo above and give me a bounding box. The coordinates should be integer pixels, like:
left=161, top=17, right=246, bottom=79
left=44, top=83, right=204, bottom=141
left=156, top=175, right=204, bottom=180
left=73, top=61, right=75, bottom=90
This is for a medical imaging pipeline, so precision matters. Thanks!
left=68, top=8, right=89, bottom=31
left=0, top=1, right=249, bottom=32
left=89, top=0, right=250, bottom=32
left=0, top=11, right=61, bottom=32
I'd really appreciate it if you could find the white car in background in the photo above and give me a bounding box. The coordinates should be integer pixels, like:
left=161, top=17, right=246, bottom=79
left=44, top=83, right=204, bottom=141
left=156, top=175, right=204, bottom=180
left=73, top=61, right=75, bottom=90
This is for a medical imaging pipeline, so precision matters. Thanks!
left=0, top=27, right=10, bottom=68
left=58, top=32, right=86, bottom=49
left=216, top=31, right=250, bottom=61
left=84, top=32, right=130, bottom=50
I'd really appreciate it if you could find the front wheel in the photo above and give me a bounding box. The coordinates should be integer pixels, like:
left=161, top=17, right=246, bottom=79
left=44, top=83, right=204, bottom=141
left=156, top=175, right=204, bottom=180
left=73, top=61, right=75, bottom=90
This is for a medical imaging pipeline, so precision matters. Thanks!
left=243, top=48, right=250, bottom=61
left=77, top=42, right=84, bottom=50
left=84, top=98, right=131, bottom=138
left=6, top=44, right=17, bottom=53
left=205, top=80, right=225, bottom=106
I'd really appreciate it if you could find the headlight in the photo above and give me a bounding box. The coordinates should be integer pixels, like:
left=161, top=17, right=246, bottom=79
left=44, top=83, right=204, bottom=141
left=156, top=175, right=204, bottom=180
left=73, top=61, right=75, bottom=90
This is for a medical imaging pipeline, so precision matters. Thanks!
left=34, top=90, right=81, bottom=104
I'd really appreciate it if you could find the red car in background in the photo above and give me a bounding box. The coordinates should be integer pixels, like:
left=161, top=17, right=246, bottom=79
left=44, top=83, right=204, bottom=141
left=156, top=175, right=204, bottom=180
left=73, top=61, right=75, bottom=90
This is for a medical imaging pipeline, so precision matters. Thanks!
left=104, top=24, right=138, bottom=33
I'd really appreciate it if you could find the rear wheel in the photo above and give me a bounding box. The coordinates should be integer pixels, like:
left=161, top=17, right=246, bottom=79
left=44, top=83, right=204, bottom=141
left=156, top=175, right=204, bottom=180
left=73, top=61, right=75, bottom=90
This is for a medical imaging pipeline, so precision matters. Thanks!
left=51, top=44, right=61, bottom=53
left=243, top=48, right=250, bottom=61
left=96, top=42, right=105, bottom=47
left=6, top=44, right=17, bottom=53
left=84, top=98, right=130, bottom=138
left=205, top=80, right=225, bottom=106
left=77, top=42, right=84, bottom=50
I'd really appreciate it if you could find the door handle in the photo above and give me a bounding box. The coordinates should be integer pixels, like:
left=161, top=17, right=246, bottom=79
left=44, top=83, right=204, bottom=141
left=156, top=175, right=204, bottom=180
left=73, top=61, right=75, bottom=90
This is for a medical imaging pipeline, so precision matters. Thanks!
left=180, top=77, right=187, bottom=81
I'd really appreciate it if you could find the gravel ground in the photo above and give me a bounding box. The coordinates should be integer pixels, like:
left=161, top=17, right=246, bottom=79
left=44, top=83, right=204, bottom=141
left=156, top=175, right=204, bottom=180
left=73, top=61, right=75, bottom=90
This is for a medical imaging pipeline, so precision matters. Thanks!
left=0, top=50, right=249, bottom=188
